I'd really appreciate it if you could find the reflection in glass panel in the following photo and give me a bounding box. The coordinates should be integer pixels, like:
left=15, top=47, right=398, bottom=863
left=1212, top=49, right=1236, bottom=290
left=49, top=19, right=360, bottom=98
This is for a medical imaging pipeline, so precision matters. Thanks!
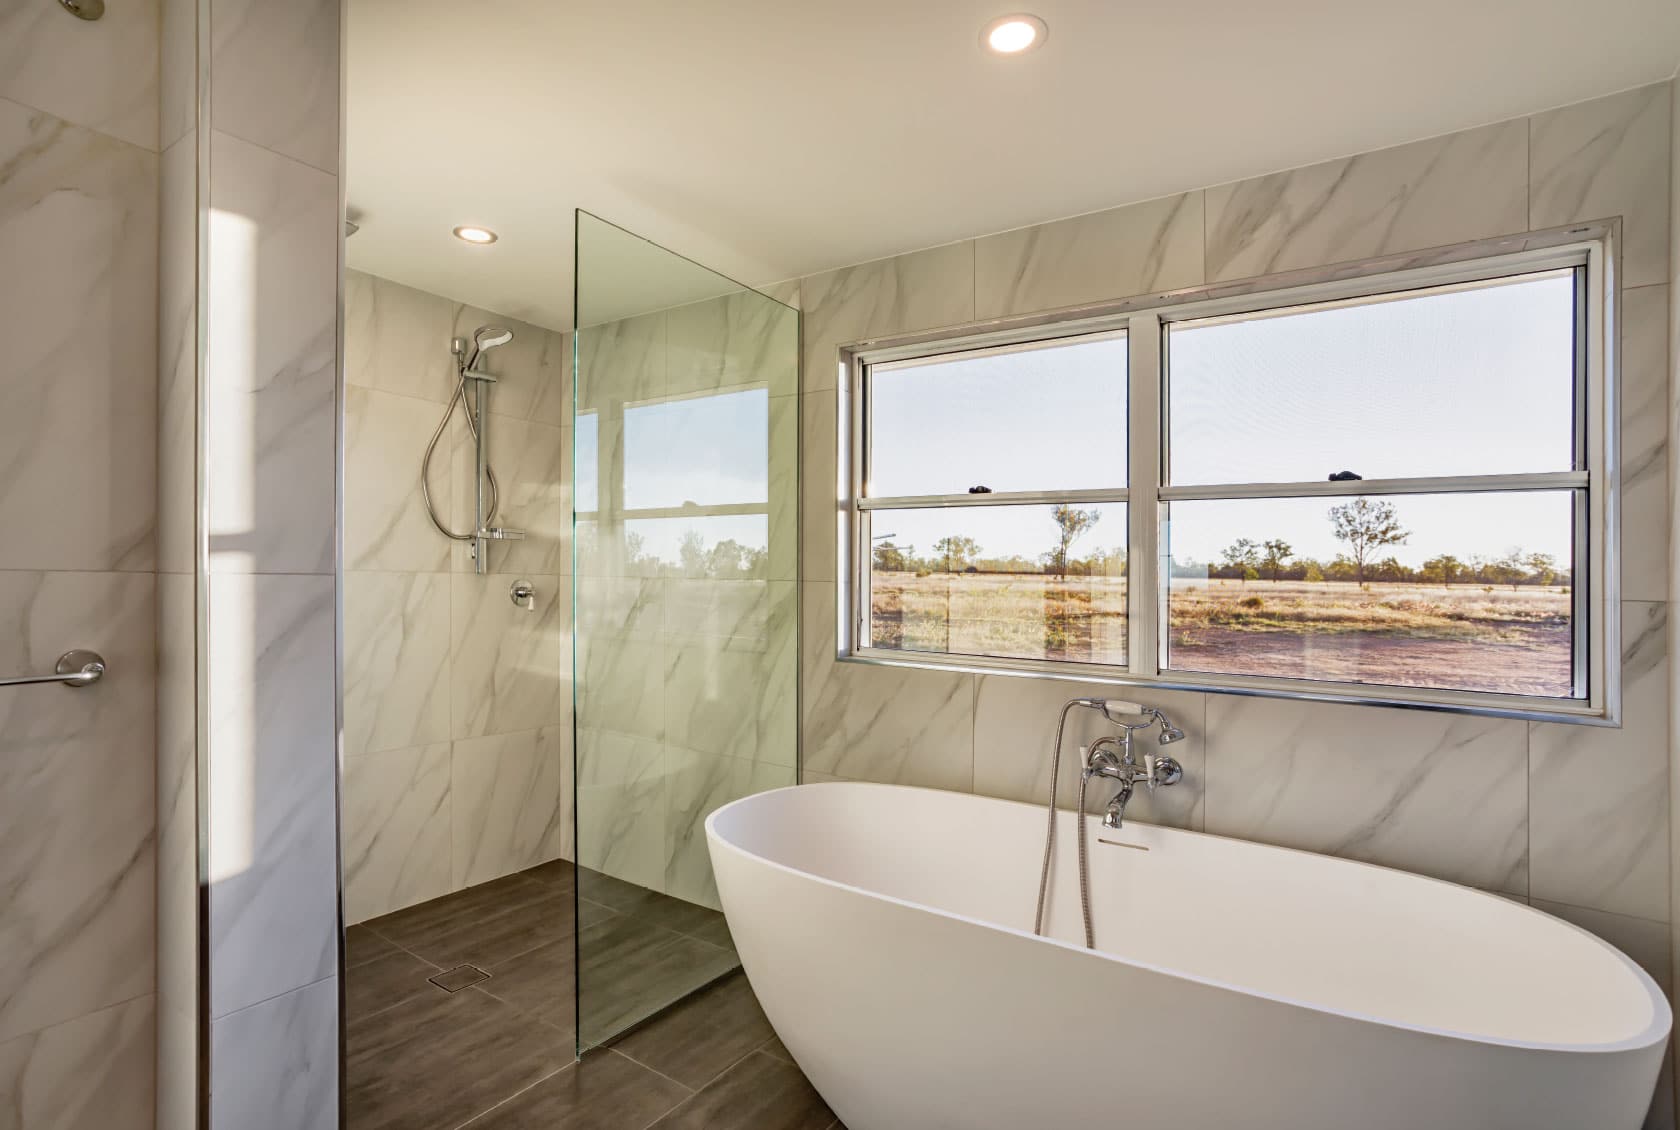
left=865, top=504, right=1126, bottom=665
left=1167, top=270, right=1576, bottom=485
left=573, top=211, right=798, bottom=1051
left=575, top=410, right=599, bottom=512
left=1164, top=492, right=1577, bottom=697
left=868, top=332, right=1126, bottom=497
left=624, top=389, right=769, bottom=510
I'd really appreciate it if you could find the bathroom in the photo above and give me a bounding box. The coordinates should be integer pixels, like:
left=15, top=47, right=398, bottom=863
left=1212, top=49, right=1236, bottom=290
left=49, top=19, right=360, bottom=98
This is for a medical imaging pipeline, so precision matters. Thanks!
left=2, top=0, right=1679, bottom=1126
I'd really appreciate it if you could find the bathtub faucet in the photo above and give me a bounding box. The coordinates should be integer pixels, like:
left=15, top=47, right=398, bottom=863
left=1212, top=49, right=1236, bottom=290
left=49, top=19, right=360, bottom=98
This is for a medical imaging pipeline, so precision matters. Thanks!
left=1085, top=727, right=1184, bottom=830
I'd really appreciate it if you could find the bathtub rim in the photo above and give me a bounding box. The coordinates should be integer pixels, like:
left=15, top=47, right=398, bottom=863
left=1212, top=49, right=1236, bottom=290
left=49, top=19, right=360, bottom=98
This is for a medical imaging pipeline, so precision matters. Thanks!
left=706, top=780, right=1671, bottom=1057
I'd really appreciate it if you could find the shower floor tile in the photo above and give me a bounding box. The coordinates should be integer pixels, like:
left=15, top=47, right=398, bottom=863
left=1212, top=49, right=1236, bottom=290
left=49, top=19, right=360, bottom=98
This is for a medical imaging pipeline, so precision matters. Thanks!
left=346, top=860, right=844, bottom=1129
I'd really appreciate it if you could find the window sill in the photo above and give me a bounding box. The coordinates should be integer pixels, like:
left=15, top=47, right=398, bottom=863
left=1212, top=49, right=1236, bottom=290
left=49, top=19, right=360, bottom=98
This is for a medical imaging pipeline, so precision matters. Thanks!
left=838, top=649, right=1618, bottom=728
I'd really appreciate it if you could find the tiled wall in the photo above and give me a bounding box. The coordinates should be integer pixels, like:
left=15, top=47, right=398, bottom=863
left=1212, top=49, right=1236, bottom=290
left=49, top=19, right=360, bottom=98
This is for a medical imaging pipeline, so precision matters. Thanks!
left=576, top=288, right=799, bottom=910
left=0, top=2, right=161, bottom=1125
left=153, top=0, right=346, bottom=1124
left=799, top=80, right=1676, bottom=1122
left=341, top=269, right=572, bottom=924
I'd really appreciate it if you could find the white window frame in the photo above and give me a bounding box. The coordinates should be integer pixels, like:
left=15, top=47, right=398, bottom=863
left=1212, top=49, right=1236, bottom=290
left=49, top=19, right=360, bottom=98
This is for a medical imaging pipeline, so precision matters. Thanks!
left=836, top=223, right=1619, bottom=725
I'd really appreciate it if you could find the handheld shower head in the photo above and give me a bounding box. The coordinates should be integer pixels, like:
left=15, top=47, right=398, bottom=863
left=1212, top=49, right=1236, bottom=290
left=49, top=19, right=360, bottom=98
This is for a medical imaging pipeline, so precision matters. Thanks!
left=467, top=325, right=514, bottom=366
left=1158, top=723, right=1186, bottom=745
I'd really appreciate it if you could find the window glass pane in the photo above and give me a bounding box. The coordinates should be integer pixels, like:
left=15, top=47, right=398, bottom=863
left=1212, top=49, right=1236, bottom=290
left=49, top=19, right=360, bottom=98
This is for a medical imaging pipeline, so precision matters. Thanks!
left=866, top=504, right=1126, bottom=664
left=868, top=333, right=1126, bottom=497
left=624, top=388, right=768, bottom=510
left=1167, top=270, right=1576, bottom=485
left=1164, top=492, right=1577, bottom=697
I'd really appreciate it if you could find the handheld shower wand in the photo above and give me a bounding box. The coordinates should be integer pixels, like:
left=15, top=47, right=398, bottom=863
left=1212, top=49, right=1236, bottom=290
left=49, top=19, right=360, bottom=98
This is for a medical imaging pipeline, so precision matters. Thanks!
left=420, top=326, right=524, bottom=573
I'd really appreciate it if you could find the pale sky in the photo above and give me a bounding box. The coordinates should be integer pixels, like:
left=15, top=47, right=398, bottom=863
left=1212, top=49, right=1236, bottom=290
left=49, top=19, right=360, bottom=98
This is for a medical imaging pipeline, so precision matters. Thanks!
left=576, top=269, right=1577, bottom=569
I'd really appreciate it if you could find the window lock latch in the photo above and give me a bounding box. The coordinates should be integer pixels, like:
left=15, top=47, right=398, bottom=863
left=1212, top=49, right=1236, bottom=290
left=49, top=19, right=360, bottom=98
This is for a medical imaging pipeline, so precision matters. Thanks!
left=1328, top=470, right=1363, bottom=482
left=968, top=485, right=992, bottom=494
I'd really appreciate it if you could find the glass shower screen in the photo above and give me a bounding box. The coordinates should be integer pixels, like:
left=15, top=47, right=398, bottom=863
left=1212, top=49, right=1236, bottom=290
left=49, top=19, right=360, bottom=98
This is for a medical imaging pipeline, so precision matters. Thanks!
left=572, top=211, right=799, bottom=1048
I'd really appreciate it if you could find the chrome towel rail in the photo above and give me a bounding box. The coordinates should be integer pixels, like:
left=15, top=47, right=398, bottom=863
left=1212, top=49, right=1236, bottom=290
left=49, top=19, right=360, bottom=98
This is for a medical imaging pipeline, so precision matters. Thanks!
left=0, top=649, right=106, bottom=689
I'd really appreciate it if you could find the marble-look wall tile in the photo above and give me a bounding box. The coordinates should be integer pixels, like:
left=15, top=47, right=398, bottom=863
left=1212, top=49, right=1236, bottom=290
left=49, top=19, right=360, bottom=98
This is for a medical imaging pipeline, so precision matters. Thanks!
left=0, top=0, right=159, bottom=151
left=802, top=578, right=973, bottom=790
left=577, top=310, right=665, bottom=410
left=450, top=572, right=567, bottom=739
left=974, top=192, right=1204, bottom=318
left=206, top=574, right=337, bottom=1019
left=0, top=571, right=155, bottom=1043
left=0, top=99, right=157, bottom=572
left=665, top=749, right=794, bottom=908
left=344, top=572, right=451, bottom=756
left=1531, top=601, right=1670, bottom=921
left=576, top=635, right=664, bottom=744
left=972, top=676, right=1205, bottom=830
left=0, top=994, right=154, bottom=1130
left=449, top=301, right=571, bottom=427
left=800, top=390, right=841, bottom=585
left=209, top=977, right=337, bottom=1130
left=667, top=289, right=800, bottom=398
left=1204, top=118, right=1528, bottom=282
left=1622, top=284, right=1671, bottom=603
left=768, top=394, right=799, bottom=581
left=155, top=574, right=197, bottom=1111
left=158, top=133, right=198, bottom=574
left=206, top=130, right=337, bottom=575
left=160, top=0, right=195, bottom=149
left=801, top=241, right=975, bottom=393
left=1532, top=83, right=1672, bottom=289
left=344, top=386, right=452, bottom=572
left=449, top=413, right=568, bottom=576
left=345, top=270, right=458, bottom=405
left=576, top=729, right=667, bottom=891
left=1203, top=695, right=1529, bottom=893
left=210, top=0, right=338, bottom=173
left=451, top=726, right=571, bottom=888
left=343, top=743, right=451, bottom=924
left=665, top=582, right=797, bottom=767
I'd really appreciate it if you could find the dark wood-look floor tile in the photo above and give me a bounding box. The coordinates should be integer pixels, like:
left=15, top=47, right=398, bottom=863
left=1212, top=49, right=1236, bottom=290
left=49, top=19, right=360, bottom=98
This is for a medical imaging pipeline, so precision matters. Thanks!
left=611, top=972, right=773, bottom=1089
left=526, top=858, right=579, bottom=890
left=478, top=936, right=577, bottom=1038
left=759, top=1033, right=794, bottom=1064
left=578, top=914, right=740, bottom=1046
left=688, top=913, right=734, bottom=950
left=577, top=869, right=658, bottom=913
left=347, top=946, right=439, bottom=1023
left=348, top=985, right=574, bottom=1130
left=648, top=1051, right=835, bottom=1130
left=461, top=1049, right=691, bottom=1129
left=368, top=873, right=576, bottom=969
left=347, top=923, right=400, bottom=969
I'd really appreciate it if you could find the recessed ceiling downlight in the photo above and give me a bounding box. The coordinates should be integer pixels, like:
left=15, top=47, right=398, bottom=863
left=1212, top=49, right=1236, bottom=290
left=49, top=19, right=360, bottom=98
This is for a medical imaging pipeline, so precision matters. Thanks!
left=983, top=13, right=1046, bottom=55
left=453, top=225, right=498, bottom=245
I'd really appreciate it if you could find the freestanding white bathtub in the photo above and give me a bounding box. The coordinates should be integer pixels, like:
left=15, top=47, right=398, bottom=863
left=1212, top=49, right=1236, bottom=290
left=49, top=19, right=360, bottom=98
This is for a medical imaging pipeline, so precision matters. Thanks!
left=707, top=782, right=1670, bottom=1130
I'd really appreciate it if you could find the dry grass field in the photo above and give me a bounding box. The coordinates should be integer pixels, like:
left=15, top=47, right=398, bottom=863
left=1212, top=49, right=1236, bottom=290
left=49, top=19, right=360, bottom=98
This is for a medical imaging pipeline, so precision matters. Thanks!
left=870, top=573, right=1572, bottom=696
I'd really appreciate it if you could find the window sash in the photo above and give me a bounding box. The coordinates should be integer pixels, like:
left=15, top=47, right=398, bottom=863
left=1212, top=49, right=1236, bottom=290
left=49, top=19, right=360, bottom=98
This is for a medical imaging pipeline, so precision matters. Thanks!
left=842, top=228, right=1613, bottom=723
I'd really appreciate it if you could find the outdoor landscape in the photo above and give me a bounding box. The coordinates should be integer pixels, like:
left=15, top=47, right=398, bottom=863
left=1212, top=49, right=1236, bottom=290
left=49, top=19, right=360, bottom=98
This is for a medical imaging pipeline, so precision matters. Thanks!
left=869, top=499, right=1575, bottom=697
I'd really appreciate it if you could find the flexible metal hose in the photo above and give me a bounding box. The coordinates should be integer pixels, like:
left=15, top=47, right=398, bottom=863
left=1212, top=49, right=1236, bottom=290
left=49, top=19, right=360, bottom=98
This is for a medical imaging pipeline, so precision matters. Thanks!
left=1075, top=767, right=1095, bottom=949
left=1033, top=700, right=1081, bottom=937
left=420, top=370, right=499, bottom=541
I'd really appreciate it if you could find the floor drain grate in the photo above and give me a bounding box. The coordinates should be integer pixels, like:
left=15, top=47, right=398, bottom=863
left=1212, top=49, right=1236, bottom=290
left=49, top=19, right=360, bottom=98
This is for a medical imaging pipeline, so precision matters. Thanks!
left=428, top=964, right=490, bottom=993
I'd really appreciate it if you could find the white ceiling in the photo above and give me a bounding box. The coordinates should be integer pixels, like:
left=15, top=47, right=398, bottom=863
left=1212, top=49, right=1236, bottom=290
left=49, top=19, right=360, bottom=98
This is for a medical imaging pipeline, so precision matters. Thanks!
left=346, top=0, right=1680, bottom=330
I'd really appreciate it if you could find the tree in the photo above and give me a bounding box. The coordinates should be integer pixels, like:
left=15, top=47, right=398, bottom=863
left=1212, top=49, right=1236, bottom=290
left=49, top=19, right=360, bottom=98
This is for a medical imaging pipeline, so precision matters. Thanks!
left=934, top=535, right=980, bottom=573
left=872, top=539, right=911, bottom=573
left=1328, top=497, right=1409, bottom=584
left=1421, top=554, right=1463, bottom=587
left=1487, top=550, right=1525, bottom=591
left=1045, top=506, right=1099, bottom=578
left=1302, top=559, right=1325, bottom=583
left=1260, top=538, right=1293, bottom=583
left=1219, top=538, right=1260, bottom=582
left=1525, top=551, right=1557, bottom=587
